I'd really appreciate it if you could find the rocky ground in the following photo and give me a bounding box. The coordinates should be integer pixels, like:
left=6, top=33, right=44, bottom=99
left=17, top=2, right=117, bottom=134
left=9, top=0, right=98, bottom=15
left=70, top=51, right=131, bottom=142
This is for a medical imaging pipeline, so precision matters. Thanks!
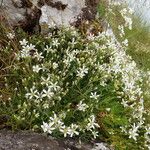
left=0, top=130, right=111, bottom=150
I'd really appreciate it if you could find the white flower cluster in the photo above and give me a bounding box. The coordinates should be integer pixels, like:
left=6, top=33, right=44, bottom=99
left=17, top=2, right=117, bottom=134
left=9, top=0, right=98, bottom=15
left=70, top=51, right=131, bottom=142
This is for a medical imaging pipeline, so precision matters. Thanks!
left=41, top=113, right=100, bottom=138
left=120, top=8, right=133, bottom=30
left=108, top=34, right=145, bottom=143
left=87, top=22, right=148, bottom=147
left=107, top=2, right=150, bottom=148
left=7, top=32, right=15, bottom=39
left=10, top=23, right=148, bottom=148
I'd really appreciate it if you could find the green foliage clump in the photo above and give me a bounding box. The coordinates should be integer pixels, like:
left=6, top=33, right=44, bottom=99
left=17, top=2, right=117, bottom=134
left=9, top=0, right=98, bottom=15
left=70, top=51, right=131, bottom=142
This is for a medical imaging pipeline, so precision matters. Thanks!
left=0, top=1, right=149, bottom=149
left=0, top=24, right=148, bottom=150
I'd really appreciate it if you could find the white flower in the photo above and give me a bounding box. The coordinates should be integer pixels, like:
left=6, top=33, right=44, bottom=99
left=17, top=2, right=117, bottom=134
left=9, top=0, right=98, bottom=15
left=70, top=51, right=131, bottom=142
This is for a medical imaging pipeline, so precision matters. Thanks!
left=60, top=126, right=70, bottom=137
left=86, top=115, right=99, bottom=131
left=120, top=126, right=127, bottom=134
left=90, top=92, right=100, bottom=100
left=121, top=99, right=128, bottom=107
left=24, top=44, right=35, bottom=51
left=100, top=45, right=107, bottom=50
left=49, top=82, right=60, bottom=91
left=77, top=66, right=88, bottom=78
left=122, top=39, right=128, bottom=47
left=43, top=103, right=49, bottom=109
left=129, top=124, right=139, bottom=141
left=129, top=129, right=139, bottom=141
left=87, top=33, right=95, bottom=40
left=77, top=101, right=89, bottom=112
left=34, top=52, right=44, bottom=61
left=107, top=39, right=117, bottom=49
left=92, top=131, right=99, bottom=139
left=35, top=113, right=39, bottom=118
left=44, top=45, right=51, bottom=52
left=70, top=37, right=77, bottom=46
left=41, top=122, right=49, bottom=132
left=35, top=92, right=44, bottom=101
left=44, top=45, right=56, bottom=53
left=118, top=25, right=125, bottom=37
left=52, top=38, right=60, bottom=47
left=42, top=87, right=54, bottom=99
left=49, top=113, right=61, bottom=125
left=20, top=49, right=30, bottom=58
left=128, top=7, right=134, bottom=15
left=58, top=112, right=66, bottom=119
left=106, top=108, right=111, bottom=112
left=41, top=122, right=55, bottom=134
left=33, top=65, right=42, bottom=73
left=63, top=58, right=71, bottom=66
left=67, top=52, right=76, bottom=62
left=25, top=86, right=38, bottom=100
left=53, top=62, right=58, bottom=69
left=124, top=16, right=132, bottom=30
left=68, top=124, right=79, bottom=137
left=41, top=76, right=51, bottom=86
left=145, top=126, right=150, bottom=135
left=55, top=120, right=64, bottom=129
left=19, top=39, right=28, bottom=46
left=7, top=32, right=15, bottom=39
left=120, top=8, right=127, bottom=16
left=20, top=44, right=36, bottom=58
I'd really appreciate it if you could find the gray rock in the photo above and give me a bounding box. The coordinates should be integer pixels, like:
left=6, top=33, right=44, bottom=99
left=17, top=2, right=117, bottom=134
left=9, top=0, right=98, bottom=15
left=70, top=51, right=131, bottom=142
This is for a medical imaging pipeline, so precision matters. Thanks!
left=0, top=130, right=61, bottom=150
left=39, top=0, right=85, bottom=27
left=0, top=0, right=26, bottom=24
left=0, top=0, right=99, bottom=33
left=0, top=0, right=41, bottom=33
left=0, top=130, right=112, bottom=150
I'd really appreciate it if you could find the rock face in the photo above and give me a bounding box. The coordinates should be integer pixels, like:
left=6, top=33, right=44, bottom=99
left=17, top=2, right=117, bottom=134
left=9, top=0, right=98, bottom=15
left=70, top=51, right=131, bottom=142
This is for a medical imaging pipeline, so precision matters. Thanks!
left=0, top=0, right=99, bottom=33
left=0, top=0, right=41, bottom=33
left=39, top=0, right=85, bottom=27
left=0, top=130, right=112, bottom=150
